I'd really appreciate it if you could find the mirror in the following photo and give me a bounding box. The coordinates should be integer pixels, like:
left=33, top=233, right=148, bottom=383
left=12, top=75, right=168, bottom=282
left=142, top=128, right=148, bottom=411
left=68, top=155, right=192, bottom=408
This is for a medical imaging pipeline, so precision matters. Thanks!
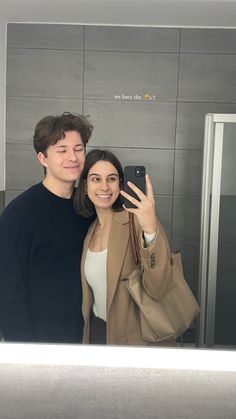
left=1, top=344, right=236, bottom=419
left=3, top=23, right=236, bottom=348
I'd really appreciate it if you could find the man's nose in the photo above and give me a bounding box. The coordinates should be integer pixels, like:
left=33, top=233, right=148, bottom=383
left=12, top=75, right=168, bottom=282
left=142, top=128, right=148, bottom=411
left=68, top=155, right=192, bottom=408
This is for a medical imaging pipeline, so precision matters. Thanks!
left=67, top=149, right=77, bottom=161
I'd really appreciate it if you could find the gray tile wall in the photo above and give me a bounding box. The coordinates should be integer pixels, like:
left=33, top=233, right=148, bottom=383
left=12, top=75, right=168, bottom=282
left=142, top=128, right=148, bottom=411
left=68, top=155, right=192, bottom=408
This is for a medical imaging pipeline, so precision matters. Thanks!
left=6, top=24, right=236, bottom=310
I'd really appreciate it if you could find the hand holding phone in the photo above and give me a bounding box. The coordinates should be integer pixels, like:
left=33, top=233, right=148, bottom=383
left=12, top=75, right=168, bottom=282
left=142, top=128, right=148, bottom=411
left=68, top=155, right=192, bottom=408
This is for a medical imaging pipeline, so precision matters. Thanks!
left=120, top=167, right=157, bottom=235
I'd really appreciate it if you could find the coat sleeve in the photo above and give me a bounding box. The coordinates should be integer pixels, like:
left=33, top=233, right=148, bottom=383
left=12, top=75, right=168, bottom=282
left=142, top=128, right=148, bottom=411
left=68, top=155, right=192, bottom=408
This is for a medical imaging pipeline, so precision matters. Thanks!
left=135, top=216, right=174, bottom=302
left=0, top=213, right=32, bottom=341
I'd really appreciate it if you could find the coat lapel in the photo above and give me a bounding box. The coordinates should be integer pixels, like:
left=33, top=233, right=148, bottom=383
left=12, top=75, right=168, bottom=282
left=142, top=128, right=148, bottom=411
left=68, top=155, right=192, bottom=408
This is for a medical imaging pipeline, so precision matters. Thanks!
left=107, top=211, right=130, bottom=313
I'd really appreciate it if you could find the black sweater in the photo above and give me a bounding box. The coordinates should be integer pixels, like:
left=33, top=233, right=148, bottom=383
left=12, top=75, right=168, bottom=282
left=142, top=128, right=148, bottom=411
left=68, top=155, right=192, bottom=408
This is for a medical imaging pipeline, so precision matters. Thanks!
left=0, top=183, right=90, bottom=343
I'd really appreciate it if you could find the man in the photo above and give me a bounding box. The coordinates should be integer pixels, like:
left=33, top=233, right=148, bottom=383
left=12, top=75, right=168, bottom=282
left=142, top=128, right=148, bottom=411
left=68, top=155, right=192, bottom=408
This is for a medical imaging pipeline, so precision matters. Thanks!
left=0, top=112, right=93, bottom=342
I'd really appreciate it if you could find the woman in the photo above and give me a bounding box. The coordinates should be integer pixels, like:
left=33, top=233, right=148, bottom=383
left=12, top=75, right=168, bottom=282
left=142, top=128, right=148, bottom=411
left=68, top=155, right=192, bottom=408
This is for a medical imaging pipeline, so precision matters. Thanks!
left=74, top=149, right=174, bottom=345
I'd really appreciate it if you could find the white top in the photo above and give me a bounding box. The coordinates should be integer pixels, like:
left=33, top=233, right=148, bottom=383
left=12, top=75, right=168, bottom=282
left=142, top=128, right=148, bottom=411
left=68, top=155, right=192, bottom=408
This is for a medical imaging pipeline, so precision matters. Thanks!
left=84, top=231, right=157, bottom=322
left=85, top=248, right=107, bottom=321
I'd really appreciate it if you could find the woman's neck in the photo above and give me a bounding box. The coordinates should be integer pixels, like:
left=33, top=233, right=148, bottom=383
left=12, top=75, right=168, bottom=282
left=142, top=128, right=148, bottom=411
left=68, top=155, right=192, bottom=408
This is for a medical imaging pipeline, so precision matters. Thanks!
left=89, top=209, right=114, bottom=252
left=96, top=208, right=114, bottom=229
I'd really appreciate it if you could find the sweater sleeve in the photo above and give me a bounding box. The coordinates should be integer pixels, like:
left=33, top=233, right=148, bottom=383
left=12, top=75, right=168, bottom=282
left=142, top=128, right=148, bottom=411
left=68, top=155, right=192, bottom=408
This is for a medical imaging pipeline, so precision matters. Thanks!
left=0, top=213, right=32, bottom=341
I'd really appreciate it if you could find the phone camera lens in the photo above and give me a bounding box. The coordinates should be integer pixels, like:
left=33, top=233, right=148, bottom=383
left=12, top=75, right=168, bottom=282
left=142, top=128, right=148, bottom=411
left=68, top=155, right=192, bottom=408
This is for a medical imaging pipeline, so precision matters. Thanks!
left=136, top=166, right=144, bottom=177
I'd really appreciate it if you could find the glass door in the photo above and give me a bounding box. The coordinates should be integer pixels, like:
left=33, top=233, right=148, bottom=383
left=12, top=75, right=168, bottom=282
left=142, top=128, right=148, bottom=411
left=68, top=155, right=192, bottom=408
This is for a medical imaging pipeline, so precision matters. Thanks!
left=215, top=123, right=236, bottom=345
left=198, top=114, right=236, bottom=348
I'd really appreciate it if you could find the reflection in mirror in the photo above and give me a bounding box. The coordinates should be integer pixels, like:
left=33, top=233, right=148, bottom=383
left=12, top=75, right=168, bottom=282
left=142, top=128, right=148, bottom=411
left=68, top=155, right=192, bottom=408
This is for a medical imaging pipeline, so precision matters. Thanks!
left=2, top=23, right=236, bottom=348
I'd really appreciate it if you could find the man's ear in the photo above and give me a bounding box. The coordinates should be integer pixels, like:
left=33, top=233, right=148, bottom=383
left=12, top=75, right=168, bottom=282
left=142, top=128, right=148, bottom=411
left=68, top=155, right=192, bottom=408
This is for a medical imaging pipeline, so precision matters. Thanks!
left=37, top=152, right=48, bottom=168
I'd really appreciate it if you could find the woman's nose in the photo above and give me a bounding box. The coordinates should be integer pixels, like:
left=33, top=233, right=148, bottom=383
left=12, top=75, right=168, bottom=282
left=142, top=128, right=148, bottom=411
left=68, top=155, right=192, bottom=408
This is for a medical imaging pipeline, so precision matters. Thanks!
left=100, top=180, right=109, bottom=190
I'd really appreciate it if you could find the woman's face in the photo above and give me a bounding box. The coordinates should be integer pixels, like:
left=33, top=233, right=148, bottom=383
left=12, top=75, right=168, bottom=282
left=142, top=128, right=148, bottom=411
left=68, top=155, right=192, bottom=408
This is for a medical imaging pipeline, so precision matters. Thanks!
left=86, top=160, right=120, bottom=212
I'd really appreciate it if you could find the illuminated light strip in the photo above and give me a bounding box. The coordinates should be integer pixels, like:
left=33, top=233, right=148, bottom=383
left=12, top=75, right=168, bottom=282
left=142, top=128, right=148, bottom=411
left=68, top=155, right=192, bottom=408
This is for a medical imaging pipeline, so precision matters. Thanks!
left=0, top=343, right=236, bottom=372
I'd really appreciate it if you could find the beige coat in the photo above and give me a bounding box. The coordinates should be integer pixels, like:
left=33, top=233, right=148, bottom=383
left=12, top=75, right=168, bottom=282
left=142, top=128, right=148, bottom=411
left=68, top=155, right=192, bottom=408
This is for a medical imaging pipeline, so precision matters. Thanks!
left=81, top=210, right=174, bottom=345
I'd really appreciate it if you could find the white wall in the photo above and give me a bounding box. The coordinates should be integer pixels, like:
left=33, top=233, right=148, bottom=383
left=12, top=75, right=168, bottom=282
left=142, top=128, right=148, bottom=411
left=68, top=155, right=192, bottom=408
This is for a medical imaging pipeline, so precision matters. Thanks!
left=1, top=0, right=236, bottom=27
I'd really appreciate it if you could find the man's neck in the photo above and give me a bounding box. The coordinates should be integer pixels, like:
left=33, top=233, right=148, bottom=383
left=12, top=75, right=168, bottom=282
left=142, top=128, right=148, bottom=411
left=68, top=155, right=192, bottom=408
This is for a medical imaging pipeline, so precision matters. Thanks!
left=42, top=178, right=75, bottom=199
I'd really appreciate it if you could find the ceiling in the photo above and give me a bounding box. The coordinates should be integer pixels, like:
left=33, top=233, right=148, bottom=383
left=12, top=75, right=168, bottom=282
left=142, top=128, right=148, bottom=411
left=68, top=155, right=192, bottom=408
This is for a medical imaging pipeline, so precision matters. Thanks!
left=0, top=0, right=236, bottom=28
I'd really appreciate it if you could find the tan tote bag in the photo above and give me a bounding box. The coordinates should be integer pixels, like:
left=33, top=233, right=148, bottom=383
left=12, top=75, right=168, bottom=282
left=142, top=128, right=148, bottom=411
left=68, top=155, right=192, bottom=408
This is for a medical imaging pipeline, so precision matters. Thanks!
left=127, top=214, right=200, bottom=343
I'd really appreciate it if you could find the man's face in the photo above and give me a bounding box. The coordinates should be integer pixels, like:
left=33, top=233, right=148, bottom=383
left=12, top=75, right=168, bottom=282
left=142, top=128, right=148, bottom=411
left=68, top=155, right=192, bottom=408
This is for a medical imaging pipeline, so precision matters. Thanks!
left=37, top=131, right=85, bottom=185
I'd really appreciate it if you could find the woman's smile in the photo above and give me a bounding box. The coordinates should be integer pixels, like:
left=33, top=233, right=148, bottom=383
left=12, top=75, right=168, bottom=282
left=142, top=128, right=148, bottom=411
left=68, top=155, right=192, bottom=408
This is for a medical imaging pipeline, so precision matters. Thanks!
left=87, top=161, right=120, bottom=211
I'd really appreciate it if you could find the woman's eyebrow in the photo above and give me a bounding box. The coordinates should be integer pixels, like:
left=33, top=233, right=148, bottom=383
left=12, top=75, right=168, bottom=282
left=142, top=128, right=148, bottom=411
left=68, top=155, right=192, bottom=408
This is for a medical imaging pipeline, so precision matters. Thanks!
left=88, top=173, right=119, bottom=177
left=88, top=173, right=100, bottom=177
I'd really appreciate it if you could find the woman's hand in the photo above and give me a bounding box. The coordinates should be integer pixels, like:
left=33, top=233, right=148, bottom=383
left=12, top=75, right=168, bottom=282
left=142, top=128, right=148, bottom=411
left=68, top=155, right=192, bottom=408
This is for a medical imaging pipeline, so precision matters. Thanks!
left=120, top=174, right=157, bottom=234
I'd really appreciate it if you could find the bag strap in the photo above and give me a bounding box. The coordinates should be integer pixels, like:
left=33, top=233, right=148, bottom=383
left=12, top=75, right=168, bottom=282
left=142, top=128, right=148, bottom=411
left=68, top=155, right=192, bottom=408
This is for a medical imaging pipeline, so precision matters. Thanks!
left=129, top=213, right=141, bottom=265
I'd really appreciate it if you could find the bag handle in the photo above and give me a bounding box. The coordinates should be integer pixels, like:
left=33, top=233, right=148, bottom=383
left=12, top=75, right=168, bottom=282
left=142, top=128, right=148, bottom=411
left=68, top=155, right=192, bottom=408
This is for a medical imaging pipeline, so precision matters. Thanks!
left=129, top=213, right=141, bottom=265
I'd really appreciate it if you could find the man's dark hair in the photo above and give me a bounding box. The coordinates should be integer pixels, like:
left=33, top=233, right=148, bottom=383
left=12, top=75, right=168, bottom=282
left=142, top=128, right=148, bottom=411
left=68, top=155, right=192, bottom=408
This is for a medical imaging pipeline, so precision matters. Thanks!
left=74, top=149, right=124, bottom=218
left=33, top=112, right=93, bottom=155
